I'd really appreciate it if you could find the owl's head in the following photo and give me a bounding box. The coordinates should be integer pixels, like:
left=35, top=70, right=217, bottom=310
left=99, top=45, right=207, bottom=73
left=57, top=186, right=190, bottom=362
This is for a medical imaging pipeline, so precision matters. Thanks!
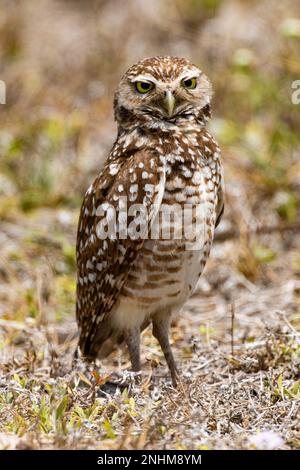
left=114, top=56, right=212, bottom=130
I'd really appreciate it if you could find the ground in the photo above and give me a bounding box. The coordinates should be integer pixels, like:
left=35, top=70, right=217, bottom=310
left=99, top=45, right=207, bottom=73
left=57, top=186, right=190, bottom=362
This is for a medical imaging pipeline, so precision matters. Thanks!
left=0, top=0, right=300, bottom=450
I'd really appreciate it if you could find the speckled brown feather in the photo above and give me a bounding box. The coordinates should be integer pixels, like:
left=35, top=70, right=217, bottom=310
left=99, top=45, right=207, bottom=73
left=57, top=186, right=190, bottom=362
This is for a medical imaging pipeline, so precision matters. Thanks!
left=76, top=56, right=224, bottom=383
left=76, top=149, right=165, bottom=356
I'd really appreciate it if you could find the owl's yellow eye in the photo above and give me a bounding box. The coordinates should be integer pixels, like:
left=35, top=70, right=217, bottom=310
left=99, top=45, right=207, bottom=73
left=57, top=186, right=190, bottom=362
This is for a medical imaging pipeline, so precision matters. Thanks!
left=135, top=81, right=154, bottom=94
left=181, top=77, right=197, bottom=89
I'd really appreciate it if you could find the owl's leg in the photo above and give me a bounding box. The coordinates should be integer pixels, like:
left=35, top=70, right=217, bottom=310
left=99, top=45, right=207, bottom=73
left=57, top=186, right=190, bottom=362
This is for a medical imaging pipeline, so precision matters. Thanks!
left=152, top=314, right=179, bottom=387
left=125, top=327, right=141, bottom=372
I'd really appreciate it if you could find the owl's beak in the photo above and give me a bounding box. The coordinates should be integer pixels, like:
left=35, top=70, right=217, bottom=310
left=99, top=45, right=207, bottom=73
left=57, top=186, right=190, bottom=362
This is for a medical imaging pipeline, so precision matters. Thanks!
left=164, top=90, right=176, bottom=118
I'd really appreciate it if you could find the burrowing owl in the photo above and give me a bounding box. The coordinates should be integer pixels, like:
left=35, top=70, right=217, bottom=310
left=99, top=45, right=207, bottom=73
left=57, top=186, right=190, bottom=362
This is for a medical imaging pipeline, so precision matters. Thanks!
left=76, top=56, right=224, bottom=386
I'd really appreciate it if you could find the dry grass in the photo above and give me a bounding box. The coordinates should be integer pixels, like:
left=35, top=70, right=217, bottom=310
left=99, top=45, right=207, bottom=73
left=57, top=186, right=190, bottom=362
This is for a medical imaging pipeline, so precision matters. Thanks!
left=0, top=210, right=299, bottom=449
left=0, top=0, right=300, bottom=450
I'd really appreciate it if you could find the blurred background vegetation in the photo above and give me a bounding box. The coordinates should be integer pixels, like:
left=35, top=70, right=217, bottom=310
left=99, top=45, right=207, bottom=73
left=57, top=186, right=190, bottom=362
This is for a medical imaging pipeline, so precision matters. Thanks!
left=0, top=0, right=299, bottom=340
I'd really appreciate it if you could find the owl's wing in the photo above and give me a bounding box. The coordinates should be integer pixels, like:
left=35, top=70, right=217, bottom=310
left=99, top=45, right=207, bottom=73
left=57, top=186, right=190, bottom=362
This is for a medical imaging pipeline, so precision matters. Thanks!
left=76, top=150, right=165, bottom=357
left=215, top=160, right=225, bottom=228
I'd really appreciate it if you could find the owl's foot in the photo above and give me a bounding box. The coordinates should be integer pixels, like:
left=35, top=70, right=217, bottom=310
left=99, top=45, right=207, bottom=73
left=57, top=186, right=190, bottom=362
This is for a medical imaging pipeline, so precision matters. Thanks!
left=125, top=327, right=141, bottom=372
left=170, top=366, right=180, bottom=388
left=152, top=315, right=179, bottom=388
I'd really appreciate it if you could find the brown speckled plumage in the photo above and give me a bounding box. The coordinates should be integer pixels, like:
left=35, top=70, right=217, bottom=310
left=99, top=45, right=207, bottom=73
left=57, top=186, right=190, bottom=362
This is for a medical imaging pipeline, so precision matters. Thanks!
left=76, top=56, right=224, bottom=385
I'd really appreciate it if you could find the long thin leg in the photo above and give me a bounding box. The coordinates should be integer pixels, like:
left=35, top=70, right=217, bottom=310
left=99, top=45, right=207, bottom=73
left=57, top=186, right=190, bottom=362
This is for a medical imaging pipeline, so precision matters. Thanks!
left=125, top=327, right=141, bottom=372
left=152, top=315, right=179, bottom=387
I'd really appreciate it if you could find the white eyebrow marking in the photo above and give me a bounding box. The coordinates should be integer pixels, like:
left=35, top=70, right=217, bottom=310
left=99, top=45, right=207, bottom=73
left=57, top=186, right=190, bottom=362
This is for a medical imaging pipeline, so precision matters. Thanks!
left=131, top=69, right=202, bottom=88
left=131, top=74, right=160, bottom=86
left=179, top=69, right=202, bottom=81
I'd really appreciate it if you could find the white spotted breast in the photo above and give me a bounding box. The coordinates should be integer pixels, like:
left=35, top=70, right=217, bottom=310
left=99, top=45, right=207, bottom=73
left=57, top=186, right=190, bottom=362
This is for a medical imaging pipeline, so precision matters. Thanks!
left=120, top=143, right=220, bottom=314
